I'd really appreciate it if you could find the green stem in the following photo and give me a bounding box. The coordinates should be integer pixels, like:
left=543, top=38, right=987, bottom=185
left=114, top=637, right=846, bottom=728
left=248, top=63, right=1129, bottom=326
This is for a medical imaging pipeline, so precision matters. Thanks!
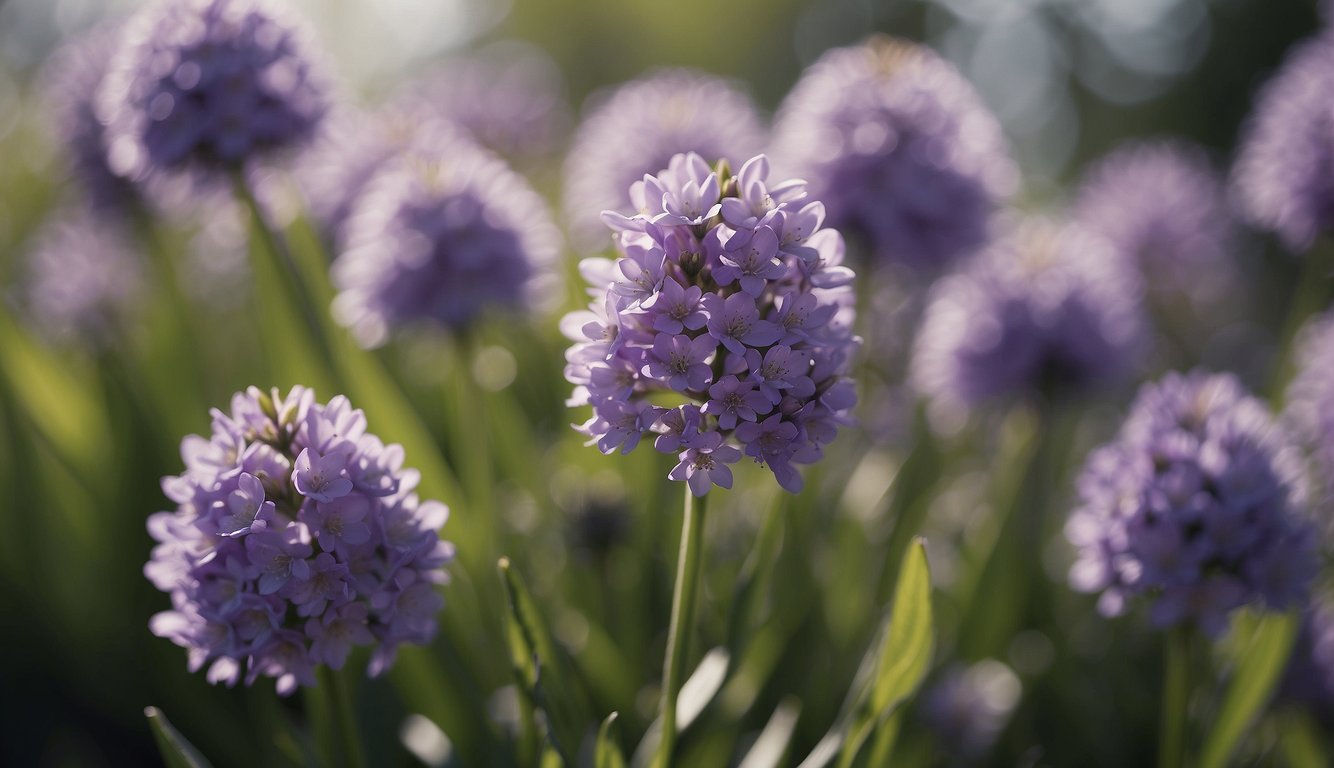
left=320, top=666, right=366, bottom=768
left=657, top=488, right=709, bottom=768
left=1160, top=628, right=1191, bottom=768
left=232, top=172, right=337, bottom=371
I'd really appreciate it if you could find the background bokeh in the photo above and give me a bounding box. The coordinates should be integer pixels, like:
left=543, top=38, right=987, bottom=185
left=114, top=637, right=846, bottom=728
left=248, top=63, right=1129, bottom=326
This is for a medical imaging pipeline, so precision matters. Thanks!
left=0, top=0, right=1326, bottom=766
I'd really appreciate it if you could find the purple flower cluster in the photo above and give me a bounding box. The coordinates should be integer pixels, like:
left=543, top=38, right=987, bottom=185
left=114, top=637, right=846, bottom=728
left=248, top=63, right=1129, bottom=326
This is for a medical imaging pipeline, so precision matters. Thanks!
left=771, top=36, right=1016, bottom=270
left=98, top=0, right=328, bottom=181
left=1074, top=140, right=1235, bottom=312
left=1284, top=310, right=1334, bottom=523
left=1232, top=32, right=1334, bottom=251
left=301, top=43, right=569, bottom=250
left=1066, top=371, right=1314, bottom=635
left=562, top=69, right=765, bottom=250
left=911, top=218, right=1145, bottom=411
left=330, top=126, right=560, bottom=347
left=24, top=203, right=144, bottom=344
left=146, top=386, right=453, bottom=694
left=564, top=152, right=860, bottom=495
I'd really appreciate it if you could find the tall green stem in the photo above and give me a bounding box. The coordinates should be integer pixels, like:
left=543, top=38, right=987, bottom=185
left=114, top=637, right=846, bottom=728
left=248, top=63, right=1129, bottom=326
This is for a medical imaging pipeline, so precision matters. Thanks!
left=233, top=172, right=336, bottom=371
left=657, top=488, right=709, bottom=768
left=1160, top=628, right=1191, bottom=768
left=319, top=666, right=366, bottom=768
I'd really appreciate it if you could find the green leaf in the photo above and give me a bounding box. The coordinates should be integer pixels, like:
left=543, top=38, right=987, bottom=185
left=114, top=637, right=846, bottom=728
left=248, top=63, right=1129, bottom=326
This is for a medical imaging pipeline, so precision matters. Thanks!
left=796, top=540, right=933, bottom=768
left=144, top=707, right=213, bottom=768
left=867, top=539, right=934, bottom=715
left=498, top=557, right=586, bottom=767
left=595, top=713, right=627, bottom=768
left=836, top=538, right=934, bottom=768
left=1199, top=611, right=1300, bottom=768
left=1277, top=709, right=1328, bottom=768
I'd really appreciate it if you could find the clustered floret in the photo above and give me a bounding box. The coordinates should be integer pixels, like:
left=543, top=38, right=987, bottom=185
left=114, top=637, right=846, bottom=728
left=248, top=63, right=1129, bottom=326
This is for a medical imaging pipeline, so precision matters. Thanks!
left=1284, top=310, right=1334, bottom=525
left=564, top=152, right=860, bottom=495
left=1231, top=32, right=1334, bottom=251
left=911, top=218, right=1145, bottom=412
left=98, top=0, right=328, bottom=181
left=562, top=70, right=765, bottom=250
left=1066, top=371, right=1314, bottom=635
left=330, top=126, right=561, bottom=347
left=770, top=36, right=1015, bottom=270
left=146, top=386, right=453, bottom=694
left=1074, top=140, right=1234, bottom=313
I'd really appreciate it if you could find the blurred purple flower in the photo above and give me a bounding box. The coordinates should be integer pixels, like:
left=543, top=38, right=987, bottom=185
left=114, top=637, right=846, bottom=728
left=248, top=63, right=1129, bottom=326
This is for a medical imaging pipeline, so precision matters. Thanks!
left=911, top=218, right=1146, bottom=412
left=1075, top=140, right=1236, bottom=319
left=565, top=152, right=860, bottom=495
left=562, top=69, right=765, bottom=250
left=23, top=202, right=144, bottom=345
left=147, top=386, right=453, bottom=694
left=1066, top=371, right=1314, bottom=635
left=1284, top=310, right=1334, bottom=527
left=1232, top=32, right=1334, bottom=251
left=37, top=25, right=142, bottom=211
left=919, top=660, right=1022, bottom=761
left=330, top=126, right=560, bottom=347
left=98, top=0, right=329, bottom=181
left=771, top=36, right=1016, bottom=270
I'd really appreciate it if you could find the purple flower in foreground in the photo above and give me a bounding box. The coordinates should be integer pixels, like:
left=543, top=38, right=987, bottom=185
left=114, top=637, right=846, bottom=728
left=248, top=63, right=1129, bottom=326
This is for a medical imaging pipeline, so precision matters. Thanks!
left=565, top=152, right=860, bottom=494
left=668, top=431, right=742, bottom=497
left=1066, top=371, right=1314, bottom=635
left=562, top=70, right=765, bottom=249
left=147, top=386, right=453, bottom=694
left=771, top=36, right=1016, bottom=270
left=911, top=218, right=1146, bottom=414
left=331, top=126, right=560, bottom=347
left=1232, top=32, right=1334, bottom=251
left=98, top=0, right=329, bottom=180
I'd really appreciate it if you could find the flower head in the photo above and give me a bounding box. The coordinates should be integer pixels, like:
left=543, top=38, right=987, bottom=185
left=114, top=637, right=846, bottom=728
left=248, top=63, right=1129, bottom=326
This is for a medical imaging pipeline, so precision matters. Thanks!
left=1284, top=310, right=1334, bottom=528
left=300, top=42, right=568, bottom=249
left=98, top=0, right=329, bottom=180
left=24, top=203, right=144, bottom=344
left=1075, top=140, right=1236, bottom=314
left=771, top=36, right=1016, bottom=270
left=1232, top=32, right=1334, bottom=251
left=562, top=69, right=765, bottom=250
left=1066, top=371, right=1315, bottom=635
left=330, top=126, right=561, bottom=347
left=147, top=386, right=453, bottom=694
left=565, top=152, right=860, bottom=495
left=911, top=218, right=1146, bottom=413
